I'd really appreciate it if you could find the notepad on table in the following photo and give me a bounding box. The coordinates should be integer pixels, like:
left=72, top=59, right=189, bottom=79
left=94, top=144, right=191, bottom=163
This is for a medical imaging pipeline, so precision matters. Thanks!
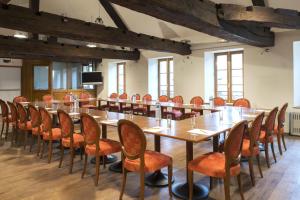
left=92, top=116, right=101, bottom=119
left=188, top=129, right=215, bottom=136
left=69, top=112, right=80, bottom=116
left=143, top=126, right=168, bottom=133
left=48, top=110, right=57, bottom=114
left=101, top=119, right=118, bottom=124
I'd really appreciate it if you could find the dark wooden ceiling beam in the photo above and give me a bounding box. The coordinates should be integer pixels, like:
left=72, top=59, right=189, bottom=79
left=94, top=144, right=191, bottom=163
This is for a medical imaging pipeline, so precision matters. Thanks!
left=0, top=0, right=11, bottom=4
left=219, top=4, right=300, bottom=29
left=252, top=0, right=265, bottom=6
left=29, top=0, right=40, bottom=39
left=99, top=0, right=128, bottom=31
left=0, top=36, right=140, bottom=62
left=0, top=4, right=190, bottom=55
left=107, top=0, right=274, bottom=47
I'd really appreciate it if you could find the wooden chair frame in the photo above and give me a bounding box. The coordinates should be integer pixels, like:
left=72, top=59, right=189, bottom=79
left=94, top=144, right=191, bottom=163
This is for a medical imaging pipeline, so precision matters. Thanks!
left=16, top=102, right=31, bottom=149
left=0, top=99, right=9, bottom=140
left=7, top=101, right=18, bottom=146
left=28, top=104, right=42, bottom=154
left=276, top=103, right=288, bottom=155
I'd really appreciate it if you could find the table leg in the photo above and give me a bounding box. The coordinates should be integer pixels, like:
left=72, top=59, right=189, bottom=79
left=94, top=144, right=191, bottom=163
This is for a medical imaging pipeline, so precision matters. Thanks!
left=172, top=141, right=209, bottom=199
left=147, top=105, right=151, bottom=117
left=145, top=135, right=174, bottom=187
left=91, top=124, right=118, bottom=165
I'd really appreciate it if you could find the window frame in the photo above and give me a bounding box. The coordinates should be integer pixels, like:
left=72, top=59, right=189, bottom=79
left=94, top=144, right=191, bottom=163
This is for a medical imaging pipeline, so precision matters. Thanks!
left=117, top=62, right=126, bottom=95
left=214, top=51, right=244, bottom=103
left=158, top=58, right=174, bottom=98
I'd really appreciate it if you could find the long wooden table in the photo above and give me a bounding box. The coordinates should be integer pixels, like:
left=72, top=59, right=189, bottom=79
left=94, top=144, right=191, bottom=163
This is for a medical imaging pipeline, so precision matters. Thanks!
left=33, top=101, right=265, bottom=200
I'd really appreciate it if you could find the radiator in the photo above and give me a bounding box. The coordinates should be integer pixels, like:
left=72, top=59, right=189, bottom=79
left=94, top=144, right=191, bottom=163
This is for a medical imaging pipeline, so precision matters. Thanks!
left=290, top=112, right=300, bottom=136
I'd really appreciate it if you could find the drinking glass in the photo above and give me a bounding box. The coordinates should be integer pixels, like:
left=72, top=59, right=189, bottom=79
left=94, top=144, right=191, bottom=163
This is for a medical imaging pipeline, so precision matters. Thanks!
left=167, top=114, right=172, bottom=128
left=191, top=114, right=196, bottom=129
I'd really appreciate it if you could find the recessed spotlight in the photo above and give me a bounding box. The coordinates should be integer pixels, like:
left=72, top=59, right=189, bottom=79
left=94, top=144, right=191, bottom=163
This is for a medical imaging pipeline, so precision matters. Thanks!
left=86, top=43, right=97, bottom=48
left=13, top=33, right=27, bottom=39
left=219, top=39, right=227, bottom=43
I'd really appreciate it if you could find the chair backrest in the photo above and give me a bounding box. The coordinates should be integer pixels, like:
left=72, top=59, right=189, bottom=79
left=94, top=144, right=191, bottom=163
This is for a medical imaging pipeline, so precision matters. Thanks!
left=119, top=93, right=128, bottom=99
left=172, top=95, right=183, bottom=104
left=142, top=94, right=152, bottom=102
left=28, top=104, right=41, bottom=129
left=58, top=109, right=74, bottom=139
left=190, top=96, right=204, bottom=106
left=224, top=120, right=246, bottom=167
left=110, top=93, right=118, bottom=98
left=63, top=94, right=73, bottom=106
left=158, top=95, right=168, bottom=102
left=42, top=94, right=53, bottom=103
left=39, top=107, right=52, bottom=132
left=16, top=103, right=28, bottom=124
left=13, top=96, right=28, bottom=104
left=278, top=103, right=288, bottom=129
left=7, top=101, right=18, bottom=123
left=0, top=99, right=8, bottom=118
left=264, top=107, right=278, bottom=134
left=79, top=92, right=92, bottom=106
left=80, top=113, right=101, bottom=146
left=132, top=94, right=140, bottom=101
left=249, top=112, right=265, bottom=148
left=213, top=97, right=226, bottom=106
left=118, top=119, right=146, bottom=160
left=233, top=98, right=251, bottom=108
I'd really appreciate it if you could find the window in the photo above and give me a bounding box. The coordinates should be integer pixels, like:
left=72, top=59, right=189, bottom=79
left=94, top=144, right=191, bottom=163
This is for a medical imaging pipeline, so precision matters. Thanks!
left=214, top=51, right=243, bottom=102
left=34, top=66, right=49, bottom=90
left=117, top=62, right=126, bottom=94
left=158, top=58, right=174, bottom=98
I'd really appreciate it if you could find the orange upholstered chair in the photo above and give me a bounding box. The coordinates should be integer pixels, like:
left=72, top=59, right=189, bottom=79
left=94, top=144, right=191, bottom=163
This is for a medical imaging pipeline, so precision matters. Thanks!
left=186, top=96, right=204, bottom=117
left=133, top=94, right=152, bottom=115
left=233, top=98, right=251, bottom=108
left=213, top=97, right=226, bottom=107
left=119, top=93, right=128, bottom=100
left=118, top=120, right=173, bottom=199
left=63, top=94, right=74, bottom=106
left=79, top=92, right=97, bottom=109
left=16, top=103, right=32, bottom=149
left=13, top=96, right=28, bottom=104
left=39, top=107, right=62, bottom=163
left=241, top=112, right=264, bottom=186
left=159, top=95, right=169, bottom=102
left=274, top=103, right=288, bottom=155
left=42, top=94, right=53, bottom=107
left=188, top=120, right=246, bottom=200
left=0, top=99, right=10, bottom=140
left=81, top=113, right=121, bottom=186
left=259, top=107, right=278, bottom=168
left=58, top=109, right=84, bottom=173
left=28, top=105, right=43, bottom=154
left=164, top=95, right=184, bottom=120
left=108, top=93, right=120, bottom=112
left=122, top=94, right=141, bottom=113
left=7, top=101, right=18, bottom=144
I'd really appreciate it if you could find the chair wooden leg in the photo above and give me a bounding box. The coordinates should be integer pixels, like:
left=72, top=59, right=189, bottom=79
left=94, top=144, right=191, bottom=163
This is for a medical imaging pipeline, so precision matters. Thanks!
left=37, top=135, right=41, bottom=156
left=277, top=134, right=283, bottom=155
left=210, top=177, right=213, bottom=190
left=282, top=135, right=287, bottom=151
left=264, top=142, right=270, bottom=168
left=29, top=135, right=34, bottom=152
left=59, top=144, right=64, bottom=168
left=40, top=140, right=45, bottom=159
left=80, top=146, right=83, bottom=160
left=270, top=142, right=277, bottom=163
left=223, top=176, right=231, bottom=200
left=119, top=168, right=128, bottom=200
left=95, top=155, right=100, bottom=186
left=139, top=169, right=145, bottom=200
left=48, top=140, right=53, bottom=163
left=256, top=155, right=263, bottom=178
left=248, top=156, right=255, bottom=186
left=69, top=146, right=74, bottom=174
left=103, top=156, right=106, bottom=169
left=10, top=126, right=15, bottom=147
left=0, top=119, right=4, bottom=139
left=168, top=163, right=173, bottom=197
left=81, top=153, right=88, bottom=178
left=23, top=131, right=28, bottom=150
left=188, top=169, right=193, bottom=200
left=5, top=121, right=9, bottom=140
left=237, top=174, right=245, bottom=200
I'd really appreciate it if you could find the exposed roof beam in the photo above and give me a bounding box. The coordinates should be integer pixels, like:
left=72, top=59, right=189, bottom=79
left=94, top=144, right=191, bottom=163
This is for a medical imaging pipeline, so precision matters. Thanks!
left=107, top=0, right=274, bottom=47
left=0, top=0, right=11, bottom=4
left=0, top=4, right=190, bottom=55
left=252, top=0, right=265, bottom=6
left=99, top=0, right=128, bottom=31
left=219, top=4, right=300, bottom=29
left=0, top=36, right=140, bottom=62
left=29, top=0, right=40, bottom=39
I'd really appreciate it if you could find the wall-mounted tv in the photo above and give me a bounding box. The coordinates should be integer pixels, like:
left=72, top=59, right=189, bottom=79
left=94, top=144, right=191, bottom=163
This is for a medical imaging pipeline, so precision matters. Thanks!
left=82, top=71, right=103, bottom=85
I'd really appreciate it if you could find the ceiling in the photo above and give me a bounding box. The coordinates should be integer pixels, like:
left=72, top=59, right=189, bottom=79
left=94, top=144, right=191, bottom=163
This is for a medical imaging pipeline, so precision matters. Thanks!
left=2, top=0, right=300, bottom=46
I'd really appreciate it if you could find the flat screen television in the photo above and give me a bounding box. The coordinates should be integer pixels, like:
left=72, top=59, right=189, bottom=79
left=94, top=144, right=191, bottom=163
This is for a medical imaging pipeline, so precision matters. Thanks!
left=82, top=71, right=103, bottom=85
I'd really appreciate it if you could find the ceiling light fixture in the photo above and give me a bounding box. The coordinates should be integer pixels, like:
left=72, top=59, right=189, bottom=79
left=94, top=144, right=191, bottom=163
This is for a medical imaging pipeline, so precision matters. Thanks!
left=219, top=39, right=227, bottom=43
left=87, top=43, right=97, bottom=48
left=13, top=33, right=27, bottom=39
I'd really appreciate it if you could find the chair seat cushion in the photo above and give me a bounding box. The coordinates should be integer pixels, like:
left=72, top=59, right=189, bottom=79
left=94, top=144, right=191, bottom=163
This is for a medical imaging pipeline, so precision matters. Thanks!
left=274, top=125, right=284, bottom=135
left=259, top=131, right=273, bottom=143
left=32, top=125, right=43, bottom=135
left=188, top=152, right=240, bottom=178
left=85, top=139, right=121, bottom=156
left=241, top=139, right=259, bottom=157
left=42, top=128, right=62, bottom=140
left=18, top=121, right=32, bottom=131
left=81, top=104, right=97, bottom=109
left=124, top=150, right=172, bottom=173
left=62, top=133, right=84, bottom=148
